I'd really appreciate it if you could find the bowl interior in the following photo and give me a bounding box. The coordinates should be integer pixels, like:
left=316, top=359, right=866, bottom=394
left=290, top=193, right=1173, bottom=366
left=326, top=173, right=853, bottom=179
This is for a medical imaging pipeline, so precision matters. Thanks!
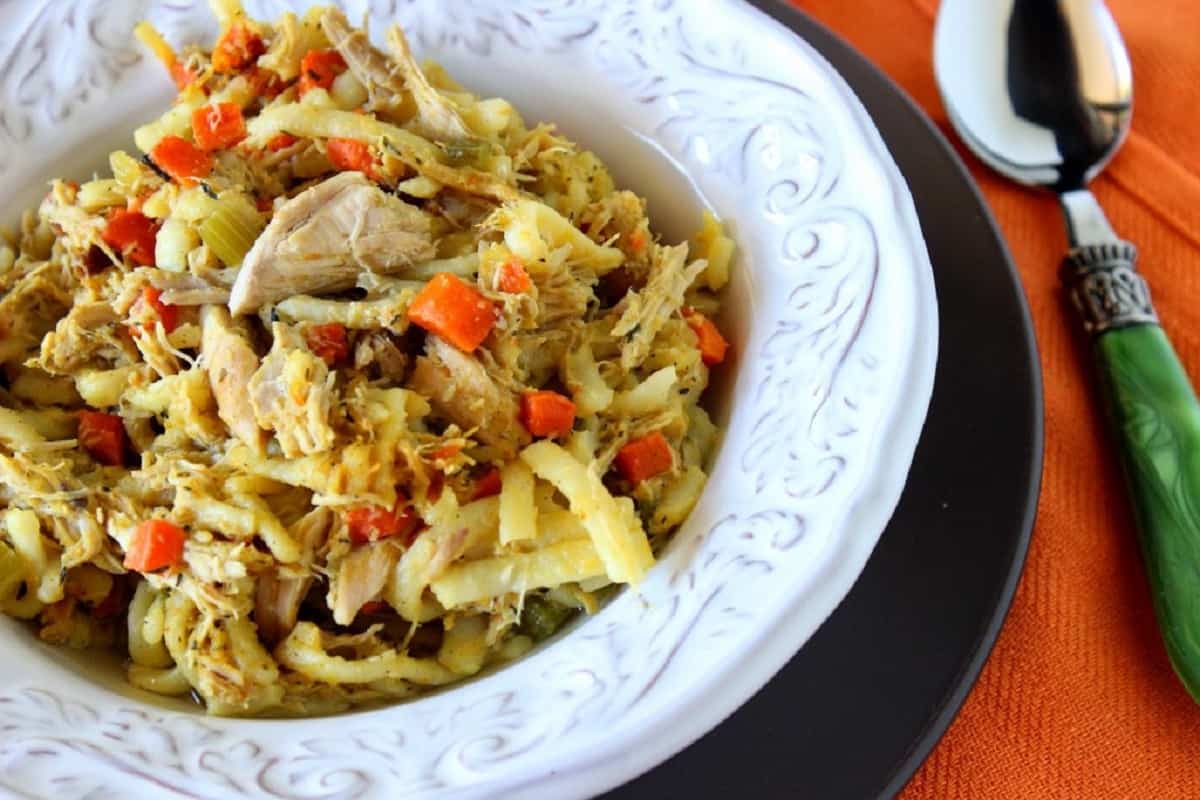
left=0, top=56, right=748, bottom=717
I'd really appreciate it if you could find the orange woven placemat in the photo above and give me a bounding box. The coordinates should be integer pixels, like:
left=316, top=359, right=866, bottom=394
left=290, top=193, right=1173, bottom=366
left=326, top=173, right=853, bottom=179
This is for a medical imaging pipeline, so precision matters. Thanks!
left=791, top=0, right=1200, bottom=795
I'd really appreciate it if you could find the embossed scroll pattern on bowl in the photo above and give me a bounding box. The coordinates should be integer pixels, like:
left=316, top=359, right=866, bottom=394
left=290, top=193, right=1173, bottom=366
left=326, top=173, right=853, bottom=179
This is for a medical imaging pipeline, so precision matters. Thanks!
left=0, top=1, right=937, bottom=797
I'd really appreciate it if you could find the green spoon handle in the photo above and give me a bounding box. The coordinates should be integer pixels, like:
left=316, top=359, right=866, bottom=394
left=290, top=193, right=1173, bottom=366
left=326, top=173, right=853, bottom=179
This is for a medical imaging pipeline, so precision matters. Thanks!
left=1063, top=242, right=1200, bottom=700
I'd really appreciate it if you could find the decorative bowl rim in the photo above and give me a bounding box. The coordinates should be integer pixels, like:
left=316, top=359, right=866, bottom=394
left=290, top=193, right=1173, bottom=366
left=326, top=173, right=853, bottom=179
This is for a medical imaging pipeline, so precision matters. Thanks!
left=0, top=1, right=938, bottom=798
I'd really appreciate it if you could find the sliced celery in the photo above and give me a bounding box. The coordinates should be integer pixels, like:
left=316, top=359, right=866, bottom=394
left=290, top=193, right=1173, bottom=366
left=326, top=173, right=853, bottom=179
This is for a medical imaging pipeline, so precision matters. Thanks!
left=198, top=193, right=265, bottom=267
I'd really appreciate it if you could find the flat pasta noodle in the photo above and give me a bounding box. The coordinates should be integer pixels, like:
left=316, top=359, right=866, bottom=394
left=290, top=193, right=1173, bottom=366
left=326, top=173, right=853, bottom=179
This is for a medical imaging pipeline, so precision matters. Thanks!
left=520, top=441, right=655, bottom=584
left=385, top=495, right=499, bottom=621
left=175, top=487, right=300, bottom=563
left=127, top=663, right=192, bottom=696
left=274, top=289, right=417, bottom=329
left=276, top=622, right=458, bottom=685
left=75, top=366, right=144, bottom=408
left=437, top=614, right=490, bottom=676
left=430, top=538, right=606, bottom=608
left=498, top=460, right=536, bottom=544
left=608, top=365, right=677, bottom=417
left=564, top=343, right=614, bottom=416
left=128, top=580, right=173, bottom=668
left=5, top=508, right=61, bottom=604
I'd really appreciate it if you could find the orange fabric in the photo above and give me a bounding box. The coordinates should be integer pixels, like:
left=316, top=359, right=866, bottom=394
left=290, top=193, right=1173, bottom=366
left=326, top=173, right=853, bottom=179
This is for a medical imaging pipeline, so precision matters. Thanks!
left=791, top=0, right=1200, bottom=796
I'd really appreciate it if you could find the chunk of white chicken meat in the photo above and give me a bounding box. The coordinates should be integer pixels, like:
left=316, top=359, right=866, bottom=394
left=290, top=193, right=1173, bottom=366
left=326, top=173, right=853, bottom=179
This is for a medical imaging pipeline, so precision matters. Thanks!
left=611, top=243, right=707, bottom=371
left=407, top=335, right=529, bottom=459
left=200, top=306, right=265, bottom=450
left=254, top=507, right=332, bottom=645
left=323, top=9, right=472, bottom=142
left=328, top=539, right=403, bottom=626
left=228, top=172, right=435, bottom=315
left=385, top=25, right=474, bottom=142
left=248, top=323, right=337, bottom=458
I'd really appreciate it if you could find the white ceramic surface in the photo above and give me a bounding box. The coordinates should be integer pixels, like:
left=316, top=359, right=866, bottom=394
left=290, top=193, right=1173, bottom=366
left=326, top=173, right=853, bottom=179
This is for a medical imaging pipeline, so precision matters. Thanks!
left=0, top=1, right=938, bottom=797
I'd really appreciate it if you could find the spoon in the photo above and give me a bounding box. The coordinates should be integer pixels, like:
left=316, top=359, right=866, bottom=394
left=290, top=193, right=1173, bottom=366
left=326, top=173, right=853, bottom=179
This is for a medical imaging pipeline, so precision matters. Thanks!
left=935, top=0, right=1200, bottom=702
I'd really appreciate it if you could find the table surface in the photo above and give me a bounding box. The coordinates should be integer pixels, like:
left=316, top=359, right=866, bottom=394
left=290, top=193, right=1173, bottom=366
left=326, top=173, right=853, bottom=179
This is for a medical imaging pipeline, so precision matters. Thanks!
left=793, top=0, right=1200, bottom=798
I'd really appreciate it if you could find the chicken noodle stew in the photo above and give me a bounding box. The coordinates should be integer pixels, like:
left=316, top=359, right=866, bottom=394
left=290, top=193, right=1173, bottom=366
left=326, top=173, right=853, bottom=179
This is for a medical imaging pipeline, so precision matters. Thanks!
left=0, top=0, right=733, bottom=716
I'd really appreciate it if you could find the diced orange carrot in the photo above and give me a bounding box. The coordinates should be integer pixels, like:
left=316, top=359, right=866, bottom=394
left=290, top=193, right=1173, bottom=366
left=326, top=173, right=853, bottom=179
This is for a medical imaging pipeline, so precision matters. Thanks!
left=298, top=49, right=346, bottom=95
left=77, top=410, right=129, bottom=466
left=247, top=66, right=286, bottom=98
left=150, top=135, right=214, bottom=184
left=192, top=103, right=246, bottom=151
left=497, top=257, right=532, bottom=293
left=211, top=23, right=264, bottom=73
left=346, top=501, right=422, bottom=545
left=614, top=432, right=674, bottom=484
left=471, top=466, right=503, bottom=500
left=303, top=323, right=350, bottom=367
left=682, top=308, right=729, bottom=366
left=141, top=286, right=180, bottom=333
left=407, top=273, right=498, bottom=352
left=326, top=137, right=377, bottom=178
left=266, top=132, right=298, bottom=151
left=169, top=61, right=198, bottom=91
left=124, top=519, right=187, bottom=572
left=102, top=209, right=159, bottom=267
left=520, top=391, right=577, bottom=438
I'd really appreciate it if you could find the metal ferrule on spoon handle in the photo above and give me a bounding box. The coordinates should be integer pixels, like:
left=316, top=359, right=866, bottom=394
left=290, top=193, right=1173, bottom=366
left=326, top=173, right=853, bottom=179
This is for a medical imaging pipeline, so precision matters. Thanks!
left=1059, top=193, right=1200, bottom=700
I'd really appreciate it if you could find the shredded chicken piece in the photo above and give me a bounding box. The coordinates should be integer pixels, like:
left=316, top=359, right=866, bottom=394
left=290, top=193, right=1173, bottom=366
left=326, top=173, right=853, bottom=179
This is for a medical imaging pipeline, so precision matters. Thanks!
left=353, top=330, right=409, bottom=383
left=35, top=300, right=126, bottom=375
left=228, top=172, right=434, bottom=315
left=54, top=508, right=114, bottom=571
left=422, top=527, right=469, bottom=585
left=166, top=597, right=284, bottom=716
left=38, top=181, right=106, bottom=261
left=611, top=243, right=706, bottom=371
left=180, top=540, right=270, bottom=617
left=132, top=320, right=185, bottom=379
left=581, top=190, right=654, bottom=271
left=255, top=507, right=332, bottom=645
left=248, top=323, right=337, bottom=457
left=320, top=9, right=407, bottom=113
left=408, top=335, right=529, bottom=459
left=149, top=271, right=231, bottom=306
left=200, top=306, right=265, bottom=450
left=385, top=25, right=473, bottom=142
left=329, top=539, right=403, bottom=625
left=0, top=262, right=73, bottom=366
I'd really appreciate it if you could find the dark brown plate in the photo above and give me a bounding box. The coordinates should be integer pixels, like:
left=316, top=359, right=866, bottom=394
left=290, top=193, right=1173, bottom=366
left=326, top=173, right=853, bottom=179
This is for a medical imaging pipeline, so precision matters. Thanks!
left=608, top=3, right=1043, bottom=797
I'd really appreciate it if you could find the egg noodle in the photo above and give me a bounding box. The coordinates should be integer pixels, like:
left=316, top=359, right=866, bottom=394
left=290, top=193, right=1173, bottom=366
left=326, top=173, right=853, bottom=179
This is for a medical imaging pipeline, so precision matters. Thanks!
left=0, top=0, right=733, bottom=716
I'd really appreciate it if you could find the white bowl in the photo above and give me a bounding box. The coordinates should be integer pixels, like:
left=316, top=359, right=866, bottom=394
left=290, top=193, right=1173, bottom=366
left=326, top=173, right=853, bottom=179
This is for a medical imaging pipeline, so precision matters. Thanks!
left=0, top=1, right=937, bottom=797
